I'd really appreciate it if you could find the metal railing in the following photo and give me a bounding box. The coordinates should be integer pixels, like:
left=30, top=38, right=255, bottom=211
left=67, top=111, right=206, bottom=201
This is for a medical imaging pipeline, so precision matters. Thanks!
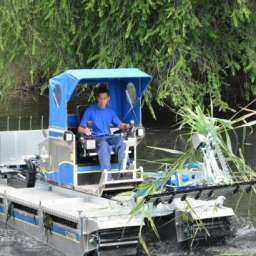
left=0, top=115, right=48, bottom=131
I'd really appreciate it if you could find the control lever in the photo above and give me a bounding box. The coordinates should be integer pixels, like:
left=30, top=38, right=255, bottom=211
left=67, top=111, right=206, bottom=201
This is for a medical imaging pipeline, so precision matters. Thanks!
left=127, top=120, right=135, bottom=137
left=113, top=120, right=135, bottom=137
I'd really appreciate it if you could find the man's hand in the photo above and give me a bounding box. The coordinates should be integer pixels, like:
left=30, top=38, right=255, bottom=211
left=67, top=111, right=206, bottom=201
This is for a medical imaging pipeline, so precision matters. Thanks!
left=119, top=123, right=132, bottom=131
left=78, top=126, right=92, bottom=136
left=84, top=127, right=92, bottom=136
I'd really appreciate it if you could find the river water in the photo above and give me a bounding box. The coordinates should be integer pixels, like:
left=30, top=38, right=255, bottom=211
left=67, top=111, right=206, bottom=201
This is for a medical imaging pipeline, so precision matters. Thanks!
left=0, top=97, right=256, bottom=256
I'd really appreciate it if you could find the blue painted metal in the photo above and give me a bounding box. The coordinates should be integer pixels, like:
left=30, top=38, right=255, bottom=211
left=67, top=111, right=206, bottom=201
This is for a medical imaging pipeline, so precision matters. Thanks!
left=51, top=224, right=81, bottom=242
left=167, top=173, right=180, bottom=187
left=49, top=68, right=152, bottom=129
left=5, top=208, right=80, bottom=242
left=12, top=210, right=39, bottom=225
left=0, top=206, right=4, bottom=213
left=77, top=163, right=120, bottom=173
left=48, top=130, right=64, bottom=138
left=46, top=162, right=74, bottom=186
left=166, top=162, right=202, bottom=191
left=47, top=68, right=152, bottom=187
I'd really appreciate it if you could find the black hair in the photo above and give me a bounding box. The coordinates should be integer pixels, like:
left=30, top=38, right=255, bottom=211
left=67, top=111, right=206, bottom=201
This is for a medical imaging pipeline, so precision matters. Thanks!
left=95, top=84, right=109, bottom=97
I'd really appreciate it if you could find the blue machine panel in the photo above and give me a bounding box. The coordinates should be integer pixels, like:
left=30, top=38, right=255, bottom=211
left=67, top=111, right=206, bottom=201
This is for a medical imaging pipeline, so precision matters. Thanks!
left=46, top=162, right=74, bottom=186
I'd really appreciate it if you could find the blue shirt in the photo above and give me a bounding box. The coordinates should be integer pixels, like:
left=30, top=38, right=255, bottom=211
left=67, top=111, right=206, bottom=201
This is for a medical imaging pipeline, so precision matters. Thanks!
left=80, top=104, right=121, bottom=137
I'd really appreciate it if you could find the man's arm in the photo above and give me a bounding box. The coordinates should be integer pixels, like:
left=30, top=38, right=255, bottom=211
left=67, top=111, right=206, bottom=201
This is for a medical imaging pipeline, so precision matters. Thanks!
left=111, top=110, right=131, bottom=131
left=78, top=125, right=91, bottom=136
left=78, top=108, right=92, bottom=136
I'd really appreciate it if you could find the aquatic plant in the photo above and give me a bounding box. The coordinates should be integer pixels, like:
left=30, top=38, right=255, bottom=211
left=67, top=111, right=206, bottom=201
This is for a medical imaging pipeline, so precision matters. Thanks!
left=132, top=103, right=256, bottom=253
left=139, top=103, right=256, bottom=195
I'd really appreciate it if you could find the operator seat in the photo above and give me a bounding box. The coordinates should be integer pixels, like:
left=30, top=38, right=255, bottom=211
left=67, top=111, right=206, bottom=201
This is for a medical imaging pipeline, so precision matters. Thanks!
left=75, top=105, right=121, bottom=165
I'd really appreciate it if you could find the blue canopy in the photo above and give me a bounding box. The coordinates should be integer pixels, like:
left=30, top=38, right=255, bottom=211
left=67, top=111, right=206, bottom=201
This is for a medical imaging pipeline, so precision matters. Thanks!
left=49, top=68, right=152, bottom=129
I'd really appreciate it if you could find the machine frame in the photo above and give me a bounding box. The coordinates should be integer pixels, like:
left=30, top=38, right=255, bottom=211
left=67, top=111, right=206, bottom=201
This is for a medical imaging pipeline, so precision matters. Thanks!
left=40, top=68, right=152, bottom=195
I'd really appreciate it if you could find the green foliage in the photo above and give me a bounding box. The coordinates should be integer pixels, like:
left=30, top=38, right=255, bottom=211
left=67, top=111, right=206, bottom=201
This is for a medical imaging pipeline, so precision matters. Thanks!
left=134, top=104, right=256, bottom=212
left=131, top=105, right=256, bottom=250
left=1, top=0, right=256, bottom=110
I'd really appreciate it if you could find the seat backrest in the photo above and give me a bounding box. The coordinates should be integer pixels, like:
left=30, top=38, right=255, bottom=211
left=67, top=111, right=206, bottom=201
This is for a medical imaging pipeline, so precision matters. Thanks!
left=76, top=105, right=88, bottom=123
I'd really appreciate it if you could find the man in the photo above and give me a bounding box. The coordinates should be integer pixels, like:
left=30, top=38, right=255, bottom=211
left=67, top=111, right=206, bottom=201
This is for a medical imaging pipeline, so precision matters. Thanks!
left=78, top=85, right=131, bottom=172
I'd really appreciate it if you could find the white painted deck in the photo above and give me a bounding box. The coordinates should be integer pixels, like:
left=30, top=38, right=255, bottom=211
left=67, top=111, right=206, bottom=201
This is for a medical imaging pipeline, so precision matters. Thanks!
left=0, top=182, right=143, bottom=229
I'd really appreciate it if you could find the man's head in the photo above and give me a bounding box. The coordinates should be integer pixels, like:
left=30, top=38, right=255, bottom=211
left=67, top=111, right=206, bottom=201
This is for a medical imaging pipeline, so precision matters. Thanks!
left=95, top=85, right=110, bottom=109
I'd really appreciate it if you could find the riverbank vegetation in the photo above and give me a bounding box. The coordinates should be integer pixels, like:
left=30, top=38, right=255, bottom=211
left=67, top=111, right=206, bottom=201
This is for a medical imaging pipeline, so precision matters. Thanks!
left=0, top=0, right=256, bottom=113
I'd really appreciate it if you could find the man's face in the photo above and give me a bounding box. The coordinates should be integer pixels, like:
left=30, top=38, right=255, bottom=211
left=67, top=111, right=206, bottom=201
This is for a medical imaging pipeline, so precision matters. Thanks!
left=97, top=92, right=110, bottom=108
